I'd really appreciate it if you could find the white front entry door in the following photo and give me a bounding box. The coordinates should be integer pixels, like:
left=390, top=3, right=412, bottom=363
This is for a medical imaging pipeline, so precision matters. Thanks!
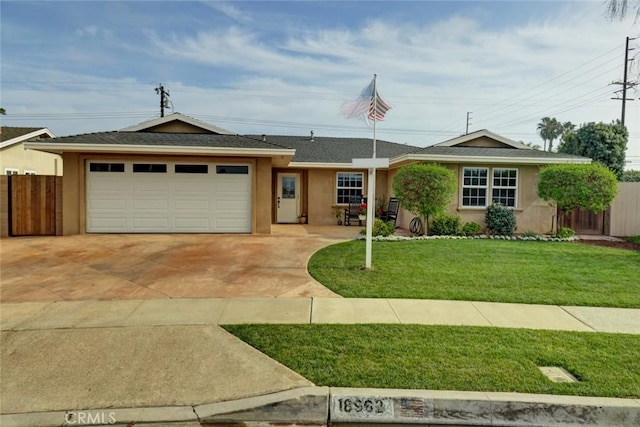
left=276, top=173, right=300, bottom=223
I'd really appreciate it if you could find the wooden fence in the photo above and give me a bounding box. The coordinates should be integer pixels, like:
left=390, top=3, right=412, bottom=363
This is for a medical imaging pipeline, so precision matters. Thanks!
left=0, top=175, right=62, bottom=237
left=609, top=182, right=640, bottom=237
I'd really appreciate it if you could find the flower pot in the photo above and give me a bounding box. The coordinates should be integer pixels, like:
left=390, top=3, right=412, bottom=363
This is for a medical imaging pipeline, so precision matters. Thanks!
left=358, top=215, right=366, bottom=221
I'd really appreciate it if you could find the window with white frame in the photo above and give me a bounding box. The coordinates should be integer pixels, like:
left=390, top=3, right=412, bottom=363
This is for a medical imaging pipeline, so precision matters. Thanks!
left=462, top=167, right=488, bottom=207
left=24, top=170, right=37, bottom=175
left=336, top=172, right=363, bottom=204
left=4, top=168, right=19, bottom=175
left=492, top=168, right=517, bottom=207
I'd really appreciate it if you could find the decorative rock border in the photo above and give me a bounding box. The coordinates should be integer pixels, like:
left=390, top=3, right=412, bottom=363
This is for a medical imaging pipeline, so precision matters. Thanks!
left=357, top=234, right=578, bottom=242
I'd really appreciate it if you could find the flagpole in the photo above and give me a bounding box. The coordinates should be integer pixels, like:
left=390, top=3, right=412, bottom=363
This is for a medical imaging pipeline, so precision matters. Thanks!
left=365, top=74, right=377, bottom=269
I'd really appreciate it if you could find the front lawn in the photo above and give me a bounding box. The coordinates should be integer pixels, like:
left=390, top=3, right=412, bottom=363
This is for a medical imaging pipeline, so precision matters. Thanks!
left=225, top=324, right=640, bottom=398
left=308, top=240, right=640, bottom=307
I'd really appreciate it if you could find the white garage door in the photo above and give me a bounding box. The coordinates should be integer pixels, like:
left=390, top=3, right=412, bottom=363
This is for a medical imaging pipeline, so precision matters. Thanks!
left=86, top=161, right=252, bottom=233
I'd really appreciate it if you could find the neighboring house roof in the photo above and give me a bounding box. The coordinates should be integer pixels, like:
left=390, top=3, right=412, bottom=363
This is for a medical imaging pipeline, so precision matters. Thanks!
left=245, top=134, right=420, bottom=166
left=119, top=112, right=235, bottom=135
left=0, top=126, right=55, bottom=149
left=433, top=129, right=531, bottom=150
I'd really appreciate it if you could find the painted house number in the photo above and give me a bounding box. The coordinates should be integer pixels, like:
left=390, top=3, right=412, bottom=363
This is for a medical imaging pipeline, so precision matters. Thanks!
left=333, top=396, right=393, bottom=418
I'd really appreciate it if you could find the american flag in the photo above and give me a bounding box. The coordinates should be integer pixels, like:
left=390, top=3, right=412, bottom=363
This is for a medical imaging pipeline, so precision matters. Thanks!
left=340, top=78, right=392, bottom=122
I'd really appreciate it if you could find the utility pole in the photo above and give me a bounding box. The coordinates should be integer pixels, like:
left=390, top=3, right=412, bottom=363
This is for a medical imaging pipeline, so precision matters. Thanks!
left=465, top=112, right=472, bottom=134
left=155, top=84, right=170, bottom=117
left=612, top=37, right=637, bottom=126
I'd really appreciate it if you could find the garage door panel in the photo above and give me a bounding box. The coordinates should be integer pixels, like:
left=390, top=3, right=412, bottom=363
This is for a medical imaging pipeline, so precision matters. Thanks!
left=132, top=199, right=169, bottom=210
left=131, top=218, right=170, bottom=231
left=88, top=199, right=128, bottom=210
left=87, top=161, right=251, bottom=233
left=173, top=218, right=213, bottom=231
left=87, top=217, right=129, bottom=231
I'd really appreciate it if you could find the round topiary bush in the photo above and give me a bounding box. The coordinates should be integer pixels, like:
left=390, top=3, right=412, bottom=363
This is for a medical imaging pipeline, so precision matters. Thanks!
left=485, top=202, right=517, bottom=235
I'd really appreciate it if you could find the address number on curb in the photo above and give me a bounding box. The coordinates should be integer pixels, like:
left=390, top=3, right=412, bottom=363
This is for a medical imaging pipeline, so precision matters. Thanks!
left=331, top=396, right=394, bottom=419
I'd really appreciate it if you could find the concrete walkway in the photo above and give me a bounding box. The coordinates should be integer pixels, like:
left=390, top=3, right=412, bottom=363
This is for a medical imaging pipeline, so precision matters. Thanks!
left=3, top=297, right=639, bottom=334
left=2, top=297, right=639, bottom=424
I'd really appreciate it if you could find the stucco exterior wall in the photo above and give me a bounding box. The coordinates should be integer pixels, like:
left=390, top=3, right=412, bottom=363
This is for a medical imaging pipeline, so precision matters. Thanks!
left=1, top=143, right=62, bottom=175
left=306, top=168, right=390, bottom=225
left=255, top=157, right=272, bottom=234
left=62, top=153, right=81, bottom=235
left=145, top=122, right=214, bottom=133
left=60, top=153, right=269, bottom=235
left=388, top=163, right=555, bottom=234
left=456, top=137, right=512, bottom=148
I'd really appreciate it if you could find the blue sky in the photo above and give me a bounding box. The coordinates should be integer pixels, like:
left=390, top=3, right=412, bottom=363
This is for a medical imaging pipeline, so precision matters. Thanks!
left=2, top=1, right=639, bottom=167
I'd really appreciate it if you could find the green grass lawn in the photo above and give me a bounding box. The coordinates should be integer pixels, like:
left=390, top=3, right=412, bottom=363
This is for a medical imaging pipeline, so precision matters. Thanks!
left=308, top=240, right=640, bottom=307
left=225, top=324, right=640, bottom=398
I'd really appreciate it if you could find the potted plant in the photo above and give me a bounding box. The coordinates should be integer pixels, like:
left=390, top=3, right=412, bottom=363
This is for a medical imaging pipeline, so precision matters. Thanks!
left=331, top=206, right=343, bottom=225
left=356, top=203, right=367, bottom=221
left=298, top=213, right=307, bottom=224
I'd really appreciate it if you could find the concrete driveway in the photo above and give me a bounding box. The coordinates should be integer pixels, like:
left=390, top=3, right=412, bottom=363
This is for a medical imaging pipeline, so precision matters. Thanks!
left=0, top=225, right=360, bottom=303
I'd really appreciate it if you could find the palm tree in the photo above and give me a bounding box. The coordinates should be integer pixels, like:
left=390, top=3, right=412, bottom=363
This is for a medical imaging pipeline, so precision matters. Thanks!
left=537, top=117, right=563, bottom=152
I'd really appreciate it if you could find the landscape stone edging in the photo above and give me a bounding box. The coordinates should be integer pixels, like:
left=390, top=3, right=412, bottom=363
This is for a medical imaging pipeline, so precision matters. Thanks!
left=356, top=234, right=577, bottom=242
left=2, top=387, right=639, bottom=426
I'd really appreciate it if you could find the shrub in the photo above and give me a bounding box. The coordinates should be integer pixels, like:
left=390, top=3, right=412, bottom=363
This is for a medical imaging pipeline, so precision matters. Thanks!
left=485, top=202, right=517, bottom=235
left=360, top=219, right=395, bottom=237
left=430, top=214, right=462, bottom=236
left=556, top=227, right=575, bottom=239
left=461, top=221, right=482, bottom=236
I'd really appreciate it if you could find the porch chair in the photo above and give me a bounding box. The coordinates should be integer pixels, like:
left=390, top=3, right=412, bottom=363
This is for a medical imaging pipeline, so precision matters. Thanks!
left=380, top=197, right=399, bottom=227
left=344, top=196, right=365, bottom=226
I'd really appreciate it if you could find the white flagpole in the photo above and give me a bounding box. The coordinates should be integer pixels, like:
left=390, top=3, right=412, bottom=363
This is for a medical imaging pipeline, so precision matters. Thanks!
left=365, top=74, right=377, bottom=269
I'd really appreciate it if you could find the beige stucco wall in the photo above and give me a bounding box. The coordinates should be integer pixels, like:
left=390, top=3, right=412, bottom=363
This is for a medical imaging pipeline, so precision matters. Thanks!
left=0, top=143, right=62, bottom=175
left=388, top=163, right=555, bottom=234
left=456, top=137, right=511, bottom=148
left=60, top=153, right=270, bottom=235
left=145, top=122, right=214, bottom=133
left=306, top=168, right=390, bottom=225
left=255, top=157, right=272, bottom=234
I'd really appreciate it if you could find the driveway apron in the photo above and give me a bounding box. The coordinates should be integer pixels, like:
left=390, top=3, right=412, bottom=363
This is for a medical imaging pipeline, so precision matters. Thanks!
left=0, top=225, right=359, bottom=302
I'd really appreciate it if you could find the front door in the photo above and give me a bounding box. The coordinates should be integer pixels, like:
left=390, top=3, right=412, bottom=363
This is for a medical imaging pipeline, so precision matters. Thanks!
left=277, top=173, right=300, bottom=223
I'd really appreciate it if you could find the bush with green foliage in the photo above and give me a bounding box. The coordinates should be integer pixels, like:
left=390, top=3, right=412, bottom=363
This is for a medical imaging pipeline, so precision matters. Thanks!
left=556, top=227, right=575, bottom=239
left=359, top=219, right=395, bottom=237
left=461, top=221, right=482, bottom=236
left=430, top=214, right=462, bottom=236
left=537, top=163, right=618, bottom=214
left=392, top=163, right=457, bottom=235
left=485, top=202, right=517, bottom=235
left=558, top=121, right=627, bottom=180
left=622, top=170, right=640, bottom=182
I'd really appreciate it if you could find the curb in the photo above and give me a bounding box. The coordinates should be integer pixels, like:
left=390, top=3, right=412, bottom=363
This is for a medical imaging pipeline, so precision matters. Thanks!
left=2, top=387, right=639, bottom=426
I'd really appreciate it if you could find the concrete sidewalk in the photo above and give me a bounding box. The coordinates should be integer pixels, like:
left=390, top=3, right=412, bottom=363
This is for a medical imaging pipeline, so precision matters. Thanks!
left=2, top=297, right=640, bottom=424
left=2, top=297, right=639, bottom=333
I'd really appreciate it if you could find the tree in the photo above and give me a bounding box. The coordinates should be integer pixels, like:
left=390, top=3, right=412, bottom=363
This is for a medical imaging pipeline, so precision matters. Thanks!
left=537, top=164, right=619, bottom=228
left=0, top=107, right=5, bottom=115
left=622, top=170, right=640, bottom=182
left=560, top=121, right=575, bottom=139
left=557, top=121, right=628, bottom=180
left=607, top=0, right=640, bottom=21
left=392, top=163, right=457, bottom=235
left=537, top=117, right=563, bottom=152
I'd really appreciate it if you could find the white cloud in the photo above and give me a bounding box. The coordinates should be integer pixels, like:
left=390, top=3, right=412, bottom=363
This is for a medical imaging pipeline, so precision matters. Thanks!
left=203, top=1, right=252, bottom=24
left=2, top=1, right=639, bottom=164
